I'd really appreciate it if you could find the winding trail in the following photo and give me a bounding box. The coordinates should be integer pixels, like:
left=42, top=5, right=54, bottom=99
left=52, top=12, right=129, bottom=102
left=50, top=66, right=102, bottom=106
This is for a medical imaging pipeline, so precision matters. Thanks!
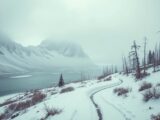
left=90, top=79, right=123, bottom=120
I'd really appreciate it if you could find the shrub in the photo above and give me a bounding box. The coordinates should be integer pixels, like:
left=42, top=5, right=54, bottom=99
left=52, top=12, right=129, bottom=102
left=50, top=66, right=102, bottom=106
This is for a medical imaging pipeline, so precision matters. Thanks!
left=31, top=92, right=46, bottom=105
left=11, top=113, right=19, bottom=119
left=156, top=83, right=160, bottom=87
left=8, top=100, right=31, bottom=111
left=139, top=82, right=152, bottom=91
left=97, top=75, right=105, bottom=80
left=0, top=100, right=16, bottom=107
left=1, top=91, right=46, bottom=120
left=113, top=87, right=130, bottom=96
left=151, top=113, right=160, bottom=120
left=8, top=92, right=46, bottom=111
left=143, top=88, right=160, bottom=102
left=50, top=91, right=57, bottom=95
left=60, top=87, right=74, bottom=94
left=41, top=104, right=62, bottom=120
left=0, top=113, right=5, bottom=120
left=141, top=72, right=150, bottom=78
left=143, top=90, right=153, bottom=102
left=104, top=76, right=112, bottom=81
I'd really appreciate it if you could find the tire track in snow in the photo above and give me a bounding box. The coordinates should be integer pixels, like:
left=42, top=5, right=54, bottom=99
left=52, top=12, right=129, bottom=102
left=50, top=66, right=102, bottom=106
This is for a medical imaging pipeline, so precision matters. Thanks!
left=90, top=79, right=123, bottom=120
left=90, top=94, right=103, bottom=120
left=70, top=110, right=77, bottom=120
left=101, top=96, right=132, bottom=120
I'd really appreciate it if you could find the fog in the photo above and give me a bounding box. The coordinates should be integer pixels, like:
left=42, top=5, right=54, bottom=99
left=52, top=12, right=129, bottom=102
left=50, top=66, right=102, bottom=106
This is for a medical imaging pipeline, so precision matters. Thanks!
left=0, top=0, right=160, bottom=65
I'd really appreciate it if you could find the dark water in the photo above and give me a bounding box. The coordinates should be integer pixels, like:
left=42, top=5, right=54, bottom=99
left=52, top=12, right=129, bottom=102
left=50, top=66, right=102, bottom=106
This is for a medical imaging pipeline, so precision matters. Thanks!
left=0, top=70, right=101, bottom=96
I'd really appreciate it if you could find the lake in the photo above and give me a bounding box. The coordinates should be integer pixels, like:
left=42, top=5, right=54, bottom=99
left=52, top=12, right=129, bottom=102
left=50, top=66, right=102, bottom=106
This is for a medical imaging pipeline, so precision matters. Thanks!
left=0, top=70, right=101, bottom=96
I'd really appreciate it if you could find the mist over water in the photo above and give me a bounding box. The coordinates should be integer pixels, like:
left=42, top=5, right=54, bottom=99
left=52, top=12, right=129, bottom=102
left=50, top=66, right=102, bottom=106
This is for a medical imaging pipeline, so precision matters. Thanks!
left=0, top=68, right=102, bottom=96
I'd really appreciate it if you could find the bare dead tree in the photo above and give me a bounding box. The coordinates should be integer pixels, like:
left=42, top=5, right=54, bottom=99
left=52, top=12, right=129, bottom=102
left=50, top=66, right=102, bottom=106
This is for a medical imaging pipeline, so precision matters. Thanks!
left=122, top=56, right=129, bottom=75
left=131, top=40, right=141, bottom=79
left=143, top=37, right=147, bottom=74
left=128, top=54, right=132, bottom=73
left=159, top=43, right=160, bottom=65
left=156, top=44, right=159, bottom=66
left=122, top=56, right=125, bottom=73
left=153, top=51, right=156, bottom=72
left=114, top=66, right=118, bottom=73
left=147, top=50, right=153, bottom=65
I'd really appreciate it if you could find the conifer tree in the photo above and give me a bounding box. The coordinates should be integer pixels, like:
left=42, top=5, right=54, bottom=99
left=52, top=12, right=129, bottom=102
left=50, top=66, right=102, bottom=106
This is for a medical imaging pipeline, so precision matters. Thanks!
left=58, top=74, right=64, bottom=87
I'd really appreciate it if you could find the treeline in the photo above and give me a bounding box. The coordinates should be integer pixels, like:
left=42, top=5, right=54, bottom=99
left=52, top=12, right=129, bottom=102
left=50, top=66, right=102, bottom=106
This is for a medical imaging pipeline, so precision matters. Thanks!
left=122, top=38, right=160, bottom=80
left=98, top=65, right=118, bottom=80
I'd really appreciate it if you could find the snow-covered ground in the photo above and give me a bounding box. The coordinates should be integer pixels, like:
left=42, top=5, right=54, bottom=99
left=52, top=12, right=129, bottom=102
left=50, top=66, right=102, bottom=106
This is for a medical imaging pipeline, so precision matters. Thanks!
left=94, top=69, right=160, bottom=120
left=0, top=68, right=160, bottom=120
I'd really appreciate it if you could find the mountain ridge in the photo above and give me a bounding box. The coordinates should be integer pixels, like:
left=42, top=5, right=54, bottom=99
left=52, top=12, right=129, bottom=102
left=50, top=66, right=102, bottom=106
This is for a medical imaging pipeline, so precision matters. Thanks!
left=0, top=34, right=95, bottom=74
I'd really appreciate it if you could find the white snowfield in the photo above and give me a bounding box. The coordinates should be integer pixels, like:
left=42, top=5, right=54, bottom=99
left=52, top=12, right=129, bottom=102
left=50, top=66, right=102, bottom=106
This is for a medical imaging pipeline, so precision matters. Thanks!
left=0, top=69, right=160, bottom=120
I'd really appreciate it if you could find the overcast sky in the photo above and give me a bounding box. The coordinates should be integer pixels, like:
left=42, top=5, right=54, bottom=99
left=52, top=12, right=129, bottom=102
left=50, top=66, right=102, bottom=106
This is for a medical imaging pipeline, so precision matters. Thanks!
left=0, top=0, right=160, bottom=65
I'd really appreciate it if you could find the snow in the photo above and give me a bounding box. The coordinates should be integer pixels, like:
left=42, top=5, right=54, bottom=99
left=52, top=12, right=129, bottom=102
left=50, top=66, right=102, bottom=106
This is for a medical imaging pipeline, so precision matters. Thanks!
left=0, top=68, right=160, bottom=120
left=0, top=78, right=118, bottom=120
left=0, top=34, right=95, bottom=74
left=39, top=40, right=88, bottom=58
left=95, top=71, right=160, bottom=120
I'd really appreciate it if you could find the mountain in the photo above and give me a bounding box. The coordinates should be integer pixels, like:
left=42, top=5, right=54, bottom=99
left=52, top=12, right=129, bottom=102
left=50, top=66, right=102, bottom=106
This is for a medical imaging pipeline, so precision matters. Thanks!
left=39, top=40, right=88, bottom=58
left=0, top=34, right=95, bottom=74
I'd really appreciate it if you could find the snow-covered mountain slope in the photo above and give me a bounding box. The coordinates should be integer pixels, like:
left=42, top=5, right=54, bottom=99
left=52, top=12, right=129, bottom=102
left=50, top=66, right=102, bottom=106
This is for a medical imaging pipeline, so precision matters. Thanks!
left=0, top=34, right=94, bottom=74
left=0, top=67, right=159, bottom=120
left=39, top=40, right=88, bottom=58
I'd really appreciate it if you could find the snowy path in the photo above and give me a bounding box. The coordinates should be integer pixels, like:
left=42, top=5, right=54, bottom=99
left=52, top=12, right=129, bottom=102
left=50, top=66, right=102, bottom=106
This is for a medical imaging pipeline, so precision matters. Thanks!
left=89, top=79, right=123, bottom=120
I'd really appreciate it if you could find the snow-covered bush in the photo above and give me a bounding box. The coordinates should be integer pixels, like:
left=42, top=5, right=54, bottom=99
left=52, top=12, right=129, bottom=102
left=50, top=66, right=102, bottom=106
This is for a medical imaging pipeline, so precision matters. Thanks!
left=143, top=87, right=160, bottom=102
left=151, top=113, right=160, bottom=120
left=143, top=90, right=153, bottom=102
left=113, top=87, right=131, bottom=96
left=104, top=76, right=112, bottom=81
left=139, top=82, right=152, bottom=91
left=41, top=104, right=62, bottom=120
left=60, top=87, right=74, bottom=93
